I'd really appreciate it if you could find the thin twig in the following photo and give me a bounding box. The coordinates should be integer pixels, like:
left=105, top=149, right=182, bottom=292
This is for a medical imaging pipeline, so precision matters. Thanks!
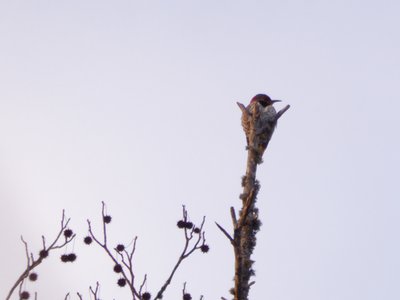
left=182, top=282, right=187, bottom=296
left=275, top=104, right=290, bottom=120
left=230, top=207, right=238, bottom=228
left=89, top=282, right=100, bottom=299
left=215, top=222, right=234, bottom=244
left=101, top=201, right=107, bottom=246
left=139, top=274, right=147, bottom=296
left=21, top=236, right=30, bottom=268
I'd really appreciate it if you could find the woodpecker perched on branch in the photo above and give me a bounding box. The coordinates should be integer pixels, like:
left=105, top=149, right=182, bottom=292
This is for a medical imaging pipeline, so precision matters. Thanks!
left=237, top=94, right=282, bottom=158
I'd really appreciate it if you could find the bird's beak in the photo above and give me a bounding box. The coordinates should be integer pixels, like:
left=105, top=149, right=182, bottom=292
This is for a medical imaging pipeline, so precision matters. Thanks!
left=272, top=100, right=282, bottom=103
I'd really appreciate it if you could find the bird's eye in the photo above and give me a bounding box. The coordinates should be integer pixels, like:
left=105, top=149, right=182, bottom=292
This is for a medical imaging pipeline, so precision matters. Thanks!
left=259, top=101, right=268, bottom=107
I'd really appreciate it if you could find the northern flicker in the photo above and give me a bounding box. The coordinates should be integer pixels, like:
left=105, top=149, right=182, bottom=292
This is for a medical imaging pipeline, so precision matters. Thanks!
left=238, top=94, right=281, bottom=157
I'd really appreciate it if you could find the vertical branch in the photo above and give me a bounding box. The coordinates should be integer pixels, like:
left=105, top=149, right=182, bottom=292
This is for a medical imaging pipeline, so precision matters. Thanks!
left=228, top=102, right=289, bottom=300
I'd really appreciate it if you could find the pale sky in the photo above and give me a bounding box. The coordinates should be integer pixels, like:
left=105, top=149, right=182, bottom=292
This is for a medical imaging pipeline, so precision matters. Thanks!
left=1, top=1, right=400, bottom=299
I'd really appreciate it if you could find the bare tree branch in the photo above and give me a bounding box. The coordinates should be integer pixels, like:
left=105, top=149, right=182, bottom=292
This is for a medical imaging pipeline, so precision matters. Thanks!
left=230, top=207, right=238, bottom=229
left=87, top=206, right=140, bottom=299
left=6, top=210, right=75, bottom=300
left=154, top=206, right=207, bottom=299
left=182, top=282, right=188, bottom=296
left=215, top=222, right=234, bottom=244
left=275, top=104, right=290, bottom=121
left=89, top=282, right=100, bottom=300
left=86, top=203, right=208, bottom=300
left=138, top=274, right=147, bottom=296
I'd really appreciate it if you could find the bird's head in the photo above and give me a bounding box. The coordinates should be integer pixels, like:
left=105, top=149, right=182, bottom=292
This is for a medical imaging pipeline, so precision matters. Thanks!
left=250, top=94, right=281, bottom=107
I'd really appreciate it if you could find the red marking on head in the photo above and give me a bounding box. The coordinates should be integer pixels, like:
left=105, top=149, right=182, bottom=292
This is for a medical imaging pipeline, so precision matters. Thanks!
left=251, top=94, right=271, bottom=103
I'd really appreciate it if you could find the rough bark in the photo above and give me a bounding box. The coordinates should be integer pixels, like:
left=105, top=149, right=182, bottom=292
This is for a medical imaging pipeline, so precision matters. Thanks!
left=227, top=102, right=289, bottom=300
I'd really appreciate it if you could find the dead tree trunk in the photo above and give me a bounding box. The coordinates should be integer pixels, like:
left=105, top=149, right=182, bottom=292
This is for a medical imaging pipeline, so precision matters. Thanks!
left=217, top=102, right=289, bottom=300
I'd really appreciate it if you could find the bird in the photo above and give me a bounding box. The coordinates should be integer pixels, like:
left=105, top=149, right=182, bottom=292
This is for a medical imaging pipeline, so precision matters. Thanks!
left=238, top=94, right=281, bottom=157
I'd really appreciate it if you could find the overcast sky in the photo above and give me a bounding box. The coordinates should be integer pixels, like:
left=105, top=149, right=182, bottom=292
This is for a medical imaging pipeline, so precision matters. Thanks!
left=1, top=1, right=399, bottom=299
